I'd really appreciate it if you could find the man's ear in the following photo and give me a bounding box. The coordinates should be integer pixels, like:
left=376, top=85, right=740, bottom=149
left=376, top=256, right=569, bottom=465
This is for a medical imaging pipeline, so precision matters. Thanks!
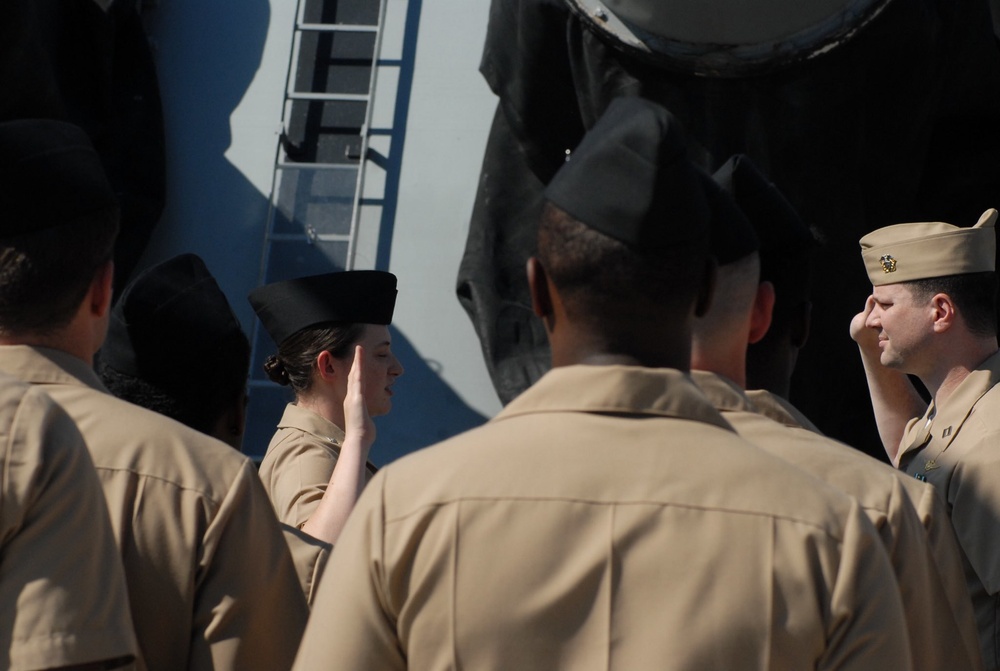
left=930, top=293, right=957, bottom=333
left=693, top=257, right=717, bottom=318
left=748, top=281, right=776, bottom=345
left=527, top=257, right=553, bottom=319
left=90, top=261, right=114, bottom=318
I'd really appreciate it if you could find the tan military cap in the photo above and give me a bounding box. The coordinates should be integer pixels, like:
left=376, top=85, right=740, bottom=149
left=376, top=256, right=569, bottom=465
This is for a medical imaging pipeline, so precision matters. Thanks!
left=860, top=208, right=997, bottom=286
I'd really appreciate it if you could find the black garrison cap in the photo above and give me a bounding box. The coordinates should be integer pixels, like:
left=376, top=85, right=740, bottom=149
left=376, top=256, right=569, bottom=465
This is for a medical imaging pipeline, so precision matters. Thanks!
left=713, top=155, right=813, bottom=259
left=714, top=155, right=815, bottom=297
left=248, top=270, right=397, bottom=346
left=101, top=254, right=244, bottom=379
left=544, top=97, right=711, bottom=252
left=704, top=172, right=758, bottom=265
left=0, top=119, right=117, bottom=237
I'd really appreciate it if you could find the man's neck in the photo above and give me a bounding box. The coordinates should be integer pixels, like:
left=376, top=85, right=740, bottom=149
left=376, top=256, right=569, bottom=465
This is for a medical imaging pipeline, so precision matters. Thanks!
left=690, top=342, right=746, bottom=389
left=551, top=337, right=693, bottom=372
left=0, top=329, right=93, bottom=365
left=545, top=306, right=698, bottom=372
left=924, top=338, right=999, bottom=409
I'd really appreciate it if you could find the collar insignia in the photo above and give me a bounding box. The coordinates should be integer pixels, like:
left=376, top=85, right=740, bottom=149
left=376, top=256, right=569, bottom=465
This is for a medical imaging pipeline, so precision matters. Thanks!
left=880, top=254, right=897, bottom=273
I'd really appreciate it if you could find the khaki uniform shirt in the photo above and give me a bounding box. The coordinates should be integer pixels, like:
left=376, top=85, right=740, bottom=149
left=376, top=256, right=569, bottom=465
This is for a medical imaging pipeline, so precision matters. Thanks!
left=281, top=523, right=331, bottom=605
left=750, top=386, right=981, bottom=668
left=1, top=376, right=137, bottom=671
left=698, top=372, right=982, bottom=671
left=294, top=365, right=911, bottom=671
left=259, top=403, right=378, bottom=528
left=897, top=349, right=1000, bottom=670
left=746, top=388, right=822, bottom=433
left=0, top=346, right=308, bottom=671
left=259, top=403, right=376, bottom=602
left=259, top=403, right=349, bottom=529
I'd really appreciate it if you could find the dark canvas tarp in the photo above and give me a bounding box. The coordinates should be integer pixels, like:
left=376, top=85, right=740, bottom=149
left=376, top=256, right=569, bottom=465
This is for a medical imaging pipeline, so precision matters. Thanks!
left=0, top=0, right=165, bottom=293
left=457, top=0, right=1000, bottom=456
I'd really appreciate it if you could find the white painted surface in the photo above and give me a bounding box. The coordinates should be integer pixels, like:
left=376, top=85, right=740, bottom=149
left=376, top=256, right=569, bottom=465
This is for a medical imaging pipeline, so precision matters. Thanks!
left=381, top=0, right=502, bottom=419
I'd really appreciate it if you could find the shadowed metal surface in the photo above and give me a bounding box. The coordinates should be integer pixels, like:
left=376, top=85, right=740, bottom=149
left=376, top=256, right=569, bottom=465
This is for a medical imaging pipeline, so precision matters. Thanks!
left=458, top=0, right=1000, bottom=459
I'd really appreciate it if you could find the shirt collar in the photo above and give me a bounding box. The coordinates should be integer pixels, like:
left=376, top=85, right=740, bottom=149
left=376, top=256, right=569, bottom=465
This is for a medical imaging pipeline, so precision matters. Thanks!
left=900, top=349, right=1000, bottom=457
left=0, top=344, right=106, bottom=391
left=276, top=403, right=346, bottom=445
left=497, top=364, right=734, bottom=433
left=744, top=388, right=822, bottom=433
left=689, top=370, right=754, bottom=414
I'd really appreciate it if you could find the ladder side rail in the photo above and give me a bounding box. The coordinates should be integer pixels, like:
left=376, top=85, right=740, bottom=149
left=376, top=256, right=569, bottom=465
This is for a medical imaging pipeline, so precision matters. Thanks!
left=345, top=0, right=391, bottom=271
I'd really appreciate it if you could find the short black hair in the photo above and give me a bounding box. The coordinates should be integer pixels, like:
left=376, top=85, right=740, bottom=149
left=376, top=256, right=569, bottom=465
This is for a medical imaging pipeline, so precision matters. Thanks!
left=0, top=208, right=119, bottom=335
left=537, top=202, right=708, bottom=325
left=907, top=271, right=998, bottom=338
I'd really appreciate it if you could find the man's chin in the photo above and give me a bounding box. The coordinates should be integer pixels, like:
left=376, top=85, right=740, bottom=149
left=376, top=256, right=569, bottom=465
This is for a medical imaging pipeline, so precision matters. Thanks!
left=879, top=353, right=902, bottom=369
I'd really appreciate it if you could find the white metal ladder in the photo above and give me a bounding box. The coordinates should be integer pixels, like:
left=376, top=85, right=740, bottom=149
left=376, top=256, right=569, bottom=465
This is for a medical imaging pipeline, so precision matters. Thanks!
left=258, top=0, right=389, bottom=282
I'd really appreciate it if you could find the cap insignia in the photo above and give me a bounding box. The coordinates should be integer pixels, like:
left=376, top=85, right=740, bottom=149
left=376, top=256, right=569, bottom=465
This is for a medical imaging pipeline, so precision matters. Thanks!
left=880, top=254, right=897, bottom=273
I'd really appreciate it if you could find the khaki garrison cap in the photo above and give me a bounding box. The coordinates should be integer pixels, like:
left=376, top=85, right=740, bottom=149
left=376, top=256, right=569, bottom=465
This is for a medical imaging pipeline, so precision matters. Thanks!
left=860, top=209, right=997, bottom=286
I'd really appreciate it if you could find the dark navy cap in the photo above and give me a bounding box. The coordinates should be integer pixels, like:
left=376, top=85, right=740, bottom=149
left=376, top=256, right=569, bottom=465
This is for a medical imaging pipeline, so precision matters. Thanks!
left=713, top=155, right=813, bottom=262
left=101, top=254, right=244, bottom=379
left=703, top=169, right=758, bottom=265
left=544, top=97, right=712, bottom=252
left=0, top=119, right=117, bottom=237
left=249, top=270, right=397, bottom=346
left=714, top=155, right=816, bottom=307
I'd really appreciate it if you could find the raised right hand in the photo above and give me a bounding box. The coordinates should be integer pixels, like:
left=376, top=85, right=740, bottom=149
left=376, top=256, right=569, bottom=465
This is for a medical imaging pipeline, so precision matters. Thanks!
left=344, top=345, right=376, bottom=452
left=849, top=295, right=879, bottom=352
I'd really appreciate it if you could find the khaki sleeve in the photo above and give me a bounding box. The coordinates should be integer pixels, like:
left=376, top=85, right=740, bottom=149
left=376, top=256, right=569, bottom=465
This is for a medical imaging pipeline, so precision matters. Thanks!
left=281, top=523, right=332, bottom=605
left=292, top=471, right=406, bottom=670
left=188, top=459, right=309, bottom=671
left=1, top=385, right=137, bottom=671
left=820, top=499, right=913, bottom=671
left=909, top=480, right=984, bottom=671
left=264, top=436, right=338, bottom=529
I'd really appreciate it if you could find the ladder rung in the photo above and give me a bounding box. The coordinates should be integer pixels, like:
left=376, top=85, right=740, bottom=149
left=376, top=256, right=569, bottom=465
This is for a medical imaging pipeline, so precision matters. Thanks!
left=276, top=161, right=359, bottom=171
left=286, top=92, right=370, bottom=102
left=297, top=23, right=378, bottom=33
left=269, top=233, right=352, bottom=243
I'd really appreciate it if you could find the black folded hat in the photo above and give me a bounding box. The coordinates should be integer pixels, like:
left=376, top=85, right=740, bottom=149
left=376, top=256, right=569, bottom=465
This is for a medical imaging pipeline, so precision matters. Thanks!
left=0, top=119, right=117, bottom=237
left=101, top=254, right=244, bottom=379
left=543, top=97, right=712, bottom=253
left=248, top=270, right=397, bottom=346
left=713, top=155, right=813, bottom=260
left=703, top=170, right=758, bottom=265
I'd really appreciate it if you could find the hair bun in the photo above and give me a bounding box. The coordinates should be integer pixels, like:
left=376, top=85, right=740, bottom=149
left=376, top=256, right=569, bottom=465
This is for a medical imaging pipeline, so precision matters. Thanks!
left=263, top=354, right=291, bottom=386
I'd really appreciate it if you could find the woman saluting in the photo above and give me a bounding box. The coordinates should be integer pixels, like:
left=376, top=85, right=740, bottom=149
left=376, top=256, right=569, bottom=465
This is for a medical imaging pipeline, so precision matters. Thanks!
left=249, top=270, right=403, bottom=545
